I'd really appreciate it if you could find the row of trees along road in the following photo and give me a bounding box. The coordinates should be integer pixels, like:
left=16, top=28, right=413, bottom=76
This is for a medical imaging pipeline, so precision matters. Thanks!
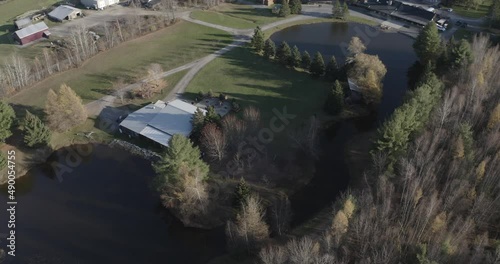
left=252, top=27, right=387, bottom=109
left=278, top=0, right=302, bottom=17
left=332, top=0, right=349, bottom=19
left=256, top=23, right=500, bottom=263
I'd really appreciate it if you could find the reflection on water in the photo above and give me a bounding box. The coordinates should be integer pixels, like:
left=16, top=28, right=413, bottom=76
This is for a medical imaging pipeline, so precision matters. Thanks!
left=0, top=145, right=225, bottom=264
left=271, top=23, right=417, bottom=225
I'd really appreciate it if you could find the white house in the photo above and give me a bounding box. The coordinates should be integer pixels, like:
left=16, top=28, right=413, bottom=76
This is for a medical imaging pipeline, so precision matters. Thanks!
left=80, top=0, right=119, bottom=9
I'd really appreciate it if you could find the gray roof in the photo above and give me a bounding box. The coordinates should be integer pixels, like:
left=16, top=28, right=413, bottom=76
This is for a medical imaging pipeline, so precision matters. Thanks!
left=48, top=5, right=81, bottom=21
left=15, top=17, right=32, bottom=29
left=14, top=22, right=49, bottom=39
left=119, top=99, right=206, bottom=147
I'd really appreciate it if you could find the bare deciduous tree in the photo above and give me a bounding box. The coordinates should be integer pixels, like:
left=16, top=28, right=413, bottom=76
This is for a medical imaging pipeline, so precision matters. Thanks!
left=201, top=123, right=227, bottom=162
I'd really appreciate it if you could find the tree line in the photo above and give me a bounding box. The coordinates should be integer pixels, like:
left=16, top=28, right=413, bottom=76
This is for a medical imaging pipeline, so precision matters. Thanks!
left=253, top=26, right=500, bottom=264
left=0, top=14, right=176, bottom=98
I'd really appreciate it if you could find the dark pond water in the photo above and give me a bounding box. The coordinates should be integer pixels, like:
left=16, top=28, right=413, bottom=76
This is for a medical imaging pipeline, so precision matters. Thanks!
left=270, top=23, right=417, bottom=225
left=0, top=145, right=225, bottom=264
left=271, top=22, right=418, bottom=121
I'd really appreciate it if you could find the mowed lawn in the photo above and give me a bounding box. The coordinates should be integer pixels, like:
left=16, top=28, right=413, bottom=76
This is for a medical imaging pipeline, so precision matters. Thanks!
left=452, top=0, right=492, bottom=18
left=185, top=47, right=330, bottom=125
left=9, top=21, right=233, bottom=109
left=0, top=0, right=60, bottom=60
left=190, top=3, right=285, bottom=29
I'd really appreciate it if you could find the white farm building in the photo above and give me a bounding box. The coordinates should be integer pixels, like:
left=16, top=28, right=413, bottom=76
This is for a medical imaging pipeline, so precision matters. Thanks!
left=80, top=0, right=119, bottom=9
left=119, top=99, right=206, bottom=147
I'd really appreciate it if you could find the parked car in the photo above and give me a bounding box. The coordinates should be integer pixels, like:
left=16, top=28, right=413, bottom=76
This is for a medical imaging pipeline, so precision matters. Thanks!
left=456, top=20, right=462, bottom=26
left=461, top=22, right=468, bottom=28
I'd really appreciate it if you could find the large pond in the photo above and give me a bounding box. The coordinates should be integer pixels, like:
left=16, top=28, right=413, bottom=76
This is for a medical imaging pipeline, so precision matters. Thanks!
left=0, top=22, right=417, bottom=263
left=270, top=22, right=417, bottom=225
left=0, top=145, right=225, bottom=264
left=270, top=22, right=418, bottom=121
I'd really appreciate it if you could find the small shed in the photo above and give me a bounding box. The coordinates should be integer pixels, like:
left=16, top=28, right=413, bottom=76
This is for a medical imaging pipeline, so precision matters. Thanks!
left=14, top=17, right=32, bottom=30
left=48, top=5, right=82, bottom=21
left=13, top=22, right=50, bottom=45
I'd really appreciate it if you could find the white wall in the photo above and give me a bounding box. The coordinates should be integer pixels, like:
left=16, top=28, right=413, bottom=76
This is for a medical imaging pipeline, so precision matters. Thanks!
left=81, top=0, right=119, bottom=9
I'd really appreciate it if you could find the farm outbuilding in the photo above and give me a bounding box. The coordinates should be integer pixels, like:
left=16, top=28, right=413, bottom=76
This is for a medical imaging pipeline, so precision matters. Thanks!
left=119, top=99, right=206, bottom=147
left=48, top=5, right=82, bottom=21
left=14, top=17, right=32, bottom=29
left=13, top=22, right=50, bottom=45
left=80, top=0, right=120, bottom=9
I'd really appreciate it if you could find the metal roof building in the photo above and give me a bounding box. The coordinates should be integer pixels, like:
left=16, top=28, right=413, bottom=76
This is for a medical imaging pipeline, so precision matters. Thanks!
left=48, top=5, right=82, bottom=21
left=14, top=17, right=32, bottom=29
left=13, top=22, right=50, bottom=45
left=80, top=0, right=120, bottom=10
left=119, top=99, right=206, bottom=147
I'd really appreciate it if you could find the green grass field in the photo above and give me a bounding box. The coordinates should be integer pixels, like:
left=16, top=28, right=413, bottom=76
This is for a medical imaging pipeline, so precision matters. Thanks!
left=185, top=46, right=329, bottom=124
left=8, top=21, right=233, bottom=109
left=452, top=0, right=492, bottom=18
left=190, top=3, right=285, bottom=29
left=0, top=0, right=60, bottom=61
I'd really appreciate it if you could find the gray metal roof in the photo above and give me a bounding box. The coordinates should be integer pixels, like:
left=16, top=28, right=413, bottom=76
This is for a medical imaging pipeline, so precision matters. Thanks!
left=14, top=18, right=32, bottom=29
left=119, top=99, right=206, bottom=147
left=14, top=22, right=49, bottom=39
left=48, top=5, right=81, bottom=21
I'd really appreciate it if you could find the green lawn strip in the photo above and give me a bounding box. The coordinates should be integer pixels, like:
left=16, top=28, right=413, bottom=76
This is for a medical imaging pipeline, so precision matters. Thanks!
left=191, top=3, right=285, bottom=29
left=452, top=0, right=492, bottom=18
left=454, top=27, right=476, bottom=41
left=191, top=10, right=256, bottom=29
left=8, top=21, right=233, bottom=109
left=185, top=46, right=329, bottom=128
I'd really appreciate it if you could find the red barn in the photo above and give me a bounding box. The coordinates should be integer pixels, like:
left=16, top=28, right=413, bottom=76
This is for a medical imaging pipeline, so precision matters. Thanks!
left=13, top=22, right=50, bottom=45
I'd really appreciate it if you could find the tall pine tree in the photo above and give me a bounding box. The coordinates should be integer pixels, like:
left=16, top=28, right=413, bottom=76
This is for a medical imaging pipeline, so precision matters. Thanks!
left=153, top=134, right=209, bottom=188
left=264, top=39, right=276, bottom=59
left=310, top=51, right=326, bottom=76
left=291, top=45, right=302, bottom=67
left=413, top=22, right=442, bottom=64
left=290, top=0, right=302, bottom=14
left=279, top=0, right=291, bottom=17
left=234, top=177, right=251, bottom=209
left=251, top=26, right=265, bottom=52
left=276, top=41, right=292, bottom=66
left=325, top=80, right=344, bottom=115
left=0, top=101, right=15, bottom=143
left=326, top=55, right=339, bottom=80
left=22, top=111, right=51, bottom=147
left=302, top=50, right=312, bottom=69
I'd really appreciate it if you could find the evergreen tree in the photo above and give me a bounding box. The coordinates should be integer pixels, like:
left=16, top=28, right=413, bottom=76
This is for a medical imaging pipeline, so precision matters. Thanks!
left=264, top=38, right=276, bottom=59
left=45, top=84, right=87, bottom=132
left=332, top=0, right=342, bottom=18
left=0, top=101, right=15, bottom=143
left=291, top=45, right=302, bottom=67
left=449, top=39, right=472, bottom=69
left=205, top=105, right=220, bottom=124
left=302, top=50, right=312, bottom=69
left=342, top=2, right=349, bottom=19
left=326, top=55, right=339, bottom=80
left=325, top=80, right=344, bottom=115
left=413, top=22, right=442, bottom=64
left=309, top=51, right=326, bottom=76
left=234, top=177, right=251, bottom=209
left=290, top=0, right=302, bottom=14
left=153, top=134, right=209, bottom=188
left=251, top=26, right=265, bottom=52
left=276, top=41, right=292, bottom=66
left=191, top=108, right=206, bottom=140
left=22, top=111, right=51, bottom=147
left=279, top=0, right=291, bottom=17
